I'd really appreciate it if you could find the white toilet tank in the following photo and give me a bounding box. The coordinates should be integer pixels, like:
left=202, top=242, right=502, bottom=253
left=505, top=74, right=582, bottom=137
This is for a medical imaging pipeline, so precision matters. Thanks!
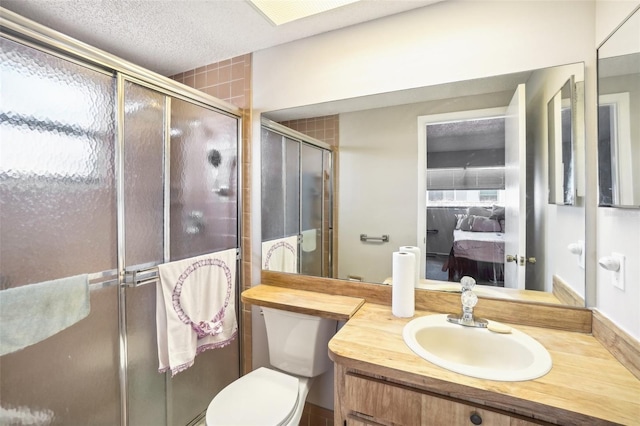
left=262, top=307, right=337, bottom=378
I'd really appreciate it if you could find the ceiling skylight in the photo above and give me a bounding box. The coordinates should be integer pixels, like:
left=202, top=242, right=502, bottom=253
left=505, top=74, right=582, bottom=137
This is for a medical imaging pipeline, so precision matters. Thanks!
left=249, top=0, right=360, bottom=26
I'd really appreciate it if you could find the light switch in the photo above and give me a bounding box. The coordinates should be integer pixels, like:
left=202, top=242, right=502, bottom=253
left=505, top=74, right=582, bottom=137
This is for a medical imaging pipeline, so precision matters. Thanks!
left=612, top=252, right=625, bottom=291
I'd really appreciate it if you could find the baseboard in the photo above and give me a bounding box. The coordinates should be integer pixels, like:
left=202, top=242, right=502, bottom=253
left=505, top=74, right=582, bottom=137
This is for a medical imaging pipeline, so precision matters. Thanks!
left=592, top=309, right=640, bottom=380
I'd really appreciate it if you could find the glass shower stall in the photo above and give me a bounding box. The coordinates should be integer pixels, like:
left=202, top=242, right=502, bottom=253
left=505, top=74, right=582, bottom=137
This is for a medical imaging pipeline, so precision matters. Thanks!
left=0, top=10, right=241, bottom=426
left=261, top=120, right=333, bottom=278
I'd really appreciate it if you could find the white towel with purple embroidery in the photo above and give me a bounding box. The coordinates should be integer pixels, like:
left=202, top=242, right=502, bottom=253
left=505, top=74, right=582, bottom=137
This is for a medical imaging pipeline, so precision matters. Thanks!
left=261, top=235, right=298, bottom=273
left=156, top=249, right=238, bottom=376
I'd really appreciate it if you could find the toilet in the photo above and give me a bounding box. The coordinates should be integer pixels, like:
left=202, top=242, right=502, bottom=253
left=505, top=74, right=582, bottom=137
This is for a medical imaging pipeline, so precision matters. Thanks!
left=205, top=307, right=337, bottom=426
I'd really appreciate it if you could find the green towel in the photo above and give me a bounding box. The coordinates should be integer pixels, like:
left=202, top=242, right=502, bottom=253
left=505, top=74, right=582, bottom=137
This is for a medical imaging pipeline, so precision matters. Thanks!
left=0, top=274, right=90, bottom=356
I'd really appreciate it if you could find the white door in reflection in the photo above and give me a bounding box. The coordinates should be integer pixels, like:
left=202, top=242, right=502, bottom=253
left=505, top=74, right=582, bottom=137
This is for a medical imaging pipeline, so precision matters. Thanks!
left=504, top=84, right=527, bottom=290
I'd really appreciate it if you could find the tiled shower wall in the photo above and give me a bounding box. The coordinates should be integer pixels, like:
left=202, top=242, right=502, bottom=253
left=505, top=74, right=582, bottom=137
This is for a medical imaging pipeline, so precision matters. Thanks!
left=170, top=54, right=253, bottom=375
left=171, top=54, right=251, bottom=110
left=279, top=115, right=339, bottom=147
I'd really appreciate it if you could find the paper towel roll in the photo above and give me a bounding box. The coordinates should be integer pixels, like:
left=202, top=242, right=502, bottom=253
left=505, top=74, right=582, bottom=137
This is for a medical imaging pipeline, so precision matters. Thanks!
left=399, top=246, right=421, bottom=286
left=392, top=251, right=415, bottom=318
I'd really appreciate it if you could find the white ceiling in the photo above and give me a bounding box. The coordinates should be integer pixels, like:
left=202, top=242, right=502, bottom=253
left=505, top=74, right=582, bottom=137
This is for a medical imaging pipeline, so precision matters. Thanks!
left=1, top=0, right=442, bottom=76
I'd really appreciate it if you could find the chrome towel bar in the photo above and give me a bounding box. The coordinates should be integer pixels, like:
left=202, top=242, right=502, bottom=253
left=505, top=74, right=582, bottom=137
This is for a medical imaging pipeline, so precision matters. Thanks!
left=360, top=234, right=389, bottom=243
left=124, top=261, right=160, bottom=288
left=88, top=248, right=241, bottom=290
left=88, top=269, right=118, bottom=291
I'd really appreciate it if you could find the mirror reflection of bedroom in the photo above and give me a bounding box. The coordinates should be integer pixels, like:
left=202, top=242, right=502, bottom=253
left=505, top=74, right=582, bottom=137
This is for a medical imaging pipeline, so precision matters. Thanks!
left=425, top=115, right=506, bottom=287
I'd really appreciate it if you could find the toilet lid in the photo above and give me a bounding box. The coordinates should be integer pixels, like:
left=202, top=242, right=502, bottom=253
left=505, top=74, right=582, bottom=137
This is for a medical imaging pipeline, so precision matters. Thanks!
left=206, top=367, right=299, bottom=426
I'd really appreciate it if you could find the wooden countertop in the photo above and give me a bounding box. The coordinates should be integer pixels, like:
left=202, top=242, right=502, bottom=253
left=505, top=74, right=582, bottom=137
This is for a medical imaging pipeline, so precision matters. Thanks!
left=329, top=303, right=640, bottom=425
left=241, top=284, right=365, bottom=321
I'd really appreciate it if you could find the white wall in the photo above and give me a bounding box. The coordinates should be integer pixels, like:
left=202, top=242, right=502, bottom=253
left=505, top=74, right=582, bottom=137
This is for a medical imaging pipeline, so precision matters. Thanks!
left=253, top=1, right=594, bottom=113
left=337, top=93, right=510, bottom=283
left=595, top=0, right=639, bottom=46
left=595, top=1, right=640, bottom=339
left=251, top=0, right=597, bottom=409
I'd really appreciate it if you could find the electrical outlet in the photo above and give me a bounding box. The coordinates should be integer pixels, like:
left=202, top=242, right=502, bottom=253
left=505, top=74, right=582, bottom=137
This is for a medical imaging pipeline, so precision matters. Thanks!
left=612, top=252, right=625, bottom=291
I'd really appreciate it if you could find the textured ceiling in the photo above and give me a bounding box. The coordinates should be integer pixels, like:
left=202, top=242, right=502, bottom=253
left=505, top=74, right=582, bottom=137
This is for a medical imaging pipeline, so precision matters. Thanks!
left=1, top=0, right=442, bottom=76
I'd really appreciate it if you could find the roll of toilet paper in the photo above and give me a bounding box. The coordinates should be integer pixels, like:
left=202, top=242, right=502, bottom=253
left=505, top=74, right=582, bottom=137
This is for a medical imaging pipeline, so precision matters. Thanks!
left=399, top=246, right=421, bottom=286
left=392, top=251, right=415, bottom=318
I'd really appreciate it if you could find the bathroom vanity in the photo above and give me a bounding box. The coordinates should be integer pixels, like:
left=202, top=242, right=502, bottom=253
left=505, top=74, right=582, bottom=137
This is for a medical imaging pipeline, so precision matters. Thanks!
left=330, top=303, right=640, bottom=425
left=243, top=283, right=640, bottom=426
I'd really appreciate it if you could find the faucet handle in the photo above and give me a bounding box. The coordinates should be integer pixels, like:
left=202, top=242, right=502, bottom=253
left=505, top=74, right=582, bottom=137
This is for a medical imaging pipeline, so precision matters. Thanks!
left=460, top=276, right=476, bottom=292
left=461, top=289, right=478, bottom=309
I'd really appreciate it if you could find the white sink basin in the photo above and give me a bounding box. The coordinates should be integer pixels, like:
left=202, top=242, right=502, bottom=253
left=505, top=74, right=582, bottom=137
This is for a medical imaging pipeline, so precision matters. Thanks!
left=403, top=314, right=552, bottom=381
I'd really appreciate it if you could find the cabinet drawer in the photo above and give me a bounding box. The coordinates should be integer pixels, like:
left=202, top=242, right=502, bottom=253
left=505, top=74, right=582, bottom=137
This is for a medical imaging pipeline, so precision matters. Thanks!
left=424, top=395, right=540, bottom=425
left=344, top=373, right=541, bottom=426
left=345, top=374, right=422, bottom=425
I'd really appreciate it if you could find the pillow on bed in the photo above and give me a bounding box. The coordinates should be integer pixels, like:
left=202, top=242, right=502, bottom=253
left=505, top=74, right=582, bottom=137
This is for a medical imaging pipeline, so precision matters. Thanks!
left=467, top=206, right=492, bottom=217
left=455, top=214, right=474, bottom=231
left=470, top=216, right=501, bottom=232
left=490, top=205, right=505, bottom=220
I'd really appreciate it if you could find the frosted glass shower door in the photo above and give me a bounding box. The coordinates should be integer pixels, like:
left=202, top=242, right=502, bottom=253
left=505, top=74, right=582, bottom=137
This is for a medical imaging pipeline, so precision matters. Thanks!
left=167, top=98, right=240, bottom=425
left=300, top=144, right=324, bottom=277
left=120, top=82, right=241, bottom=426
left=261, top=128, right=301, bottom=244
left=122, top=80, right=167, bottom=426
left=0, top=36, right=119, bottom=425
left=170, top=98, right=239, bottom=260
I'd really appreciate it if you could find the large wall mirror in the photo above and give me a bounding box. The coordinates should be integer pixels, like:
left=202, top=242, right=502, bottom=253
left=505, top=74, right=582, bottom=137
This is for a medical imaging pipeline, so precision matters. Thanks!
left=261, top=62, right=586, bottom=307
left=598, top=7, right=640, bottom=208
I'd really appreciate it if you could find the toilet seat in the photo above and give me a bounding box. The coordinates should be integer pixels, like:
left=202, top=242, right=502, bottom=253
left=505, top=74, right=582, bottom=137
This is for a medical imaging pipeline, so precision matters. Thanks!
left=206, top=367, right=300, bottom=426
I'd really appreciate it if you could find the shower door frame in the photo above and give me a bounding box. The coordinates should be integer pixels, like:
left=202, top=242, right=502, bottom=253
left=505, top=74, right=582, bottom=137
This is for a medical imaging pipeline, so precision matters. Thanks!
left=0, top=8, right=243, bottom=426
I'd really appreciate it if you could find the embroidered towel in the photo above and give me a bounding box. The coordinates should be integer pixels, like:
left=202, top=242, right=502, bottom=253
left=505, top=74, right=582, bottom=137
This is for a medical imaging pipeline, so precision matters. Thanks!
left=261, top=235, right=298, bottom=273
left=156, top=249, right=238, bottom=376
left=0, top=274, right=90, bottom=356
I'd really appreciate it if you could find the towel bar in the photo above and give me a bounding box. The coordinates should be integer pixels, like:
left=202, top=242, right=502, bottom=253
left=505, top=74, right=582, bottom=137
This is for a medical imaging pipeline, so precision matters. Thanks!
left=124, top=261, right=160, bottom=288
left=360, top=234, right=390, bottom=243
left=88, top=269, right=118, bottom=291
left=123, top=248, right=241, bottom=288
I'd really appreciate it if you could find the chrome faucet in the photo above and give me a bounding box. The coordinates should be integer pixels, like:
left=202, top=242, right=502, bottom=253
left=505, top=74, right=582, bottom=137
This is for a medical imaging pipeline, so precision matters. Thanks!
left=447, top=276, right=488, bottom=328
